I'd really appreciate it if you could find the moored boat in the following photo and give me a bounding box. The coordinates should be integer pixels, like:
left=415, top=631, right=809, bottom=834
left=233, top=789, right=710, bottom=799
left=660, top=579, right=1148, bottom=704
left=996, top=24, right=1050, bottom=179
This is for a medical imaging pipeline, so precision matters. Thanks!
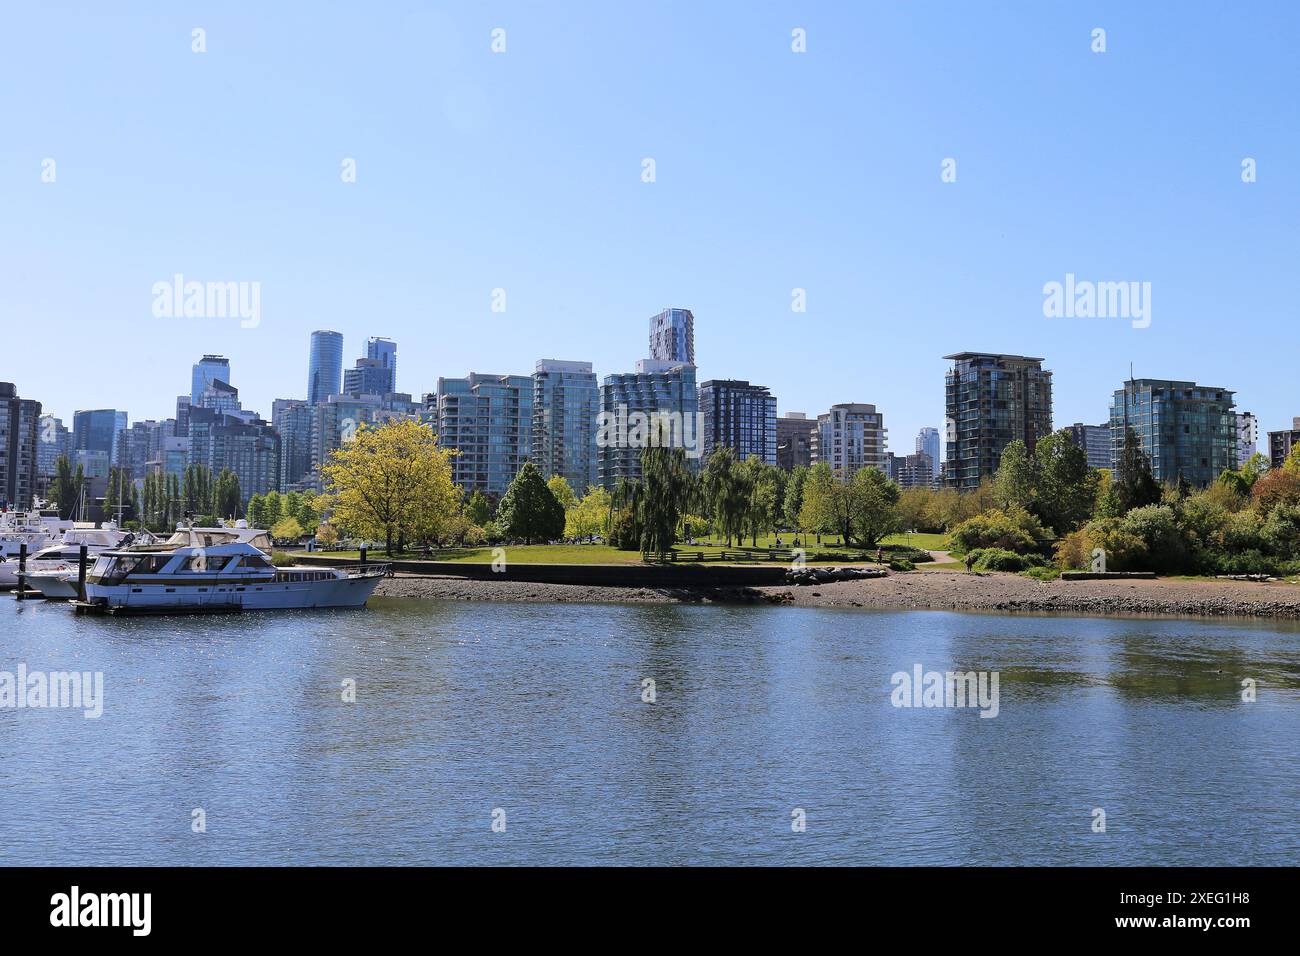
left=75, top=527, right=387, bottom=614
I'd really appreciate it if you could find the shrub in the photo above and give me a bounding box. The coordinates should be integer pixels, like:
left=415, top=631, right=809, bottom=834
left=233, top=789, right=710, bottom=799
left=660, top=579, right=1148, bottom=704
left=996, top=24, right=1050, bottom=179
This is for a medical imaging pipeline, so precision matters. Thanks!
left=950, top=508, right=1048, bottom=554
left=1260, top=503, right=1300, bottom=559
left=967, top=548, right=1050, bottom=572
left=1119, top=505, right=1189, bottom=572
left=270, top=551, right=297, bottom=567
left=1053, top=529, right=1091, bottom=570
left=888, top=558, right=915, bottom=572
left=1020, top=566, right=1060, bottom=581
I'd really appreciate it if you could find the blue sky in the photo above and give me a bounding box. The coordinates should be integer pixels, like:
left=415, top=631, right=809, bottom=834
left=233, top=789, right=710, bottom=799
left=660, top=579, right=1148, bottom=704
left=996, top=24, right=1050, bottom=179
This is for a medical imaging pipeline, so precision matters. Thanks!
left=2, top=1, right=1296, bottom=451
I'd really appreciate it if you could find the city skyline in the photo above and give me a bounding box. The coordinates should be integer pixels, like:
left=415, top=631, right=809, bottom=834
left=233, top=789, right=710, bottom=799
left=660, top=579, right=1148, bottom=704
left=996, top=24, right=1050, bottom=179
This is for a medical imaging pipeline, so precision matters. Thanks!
left=3, top=4, right=1295, bottom=449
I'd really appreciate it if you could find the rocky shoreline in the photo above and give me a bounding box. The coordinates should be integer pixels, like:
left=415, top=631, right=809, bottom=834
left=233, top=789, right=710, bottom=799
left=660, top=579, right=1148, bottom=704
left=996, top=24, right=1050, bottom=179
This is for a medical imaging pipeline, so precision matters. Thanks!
left=373, top=570, right=1300, bottom=620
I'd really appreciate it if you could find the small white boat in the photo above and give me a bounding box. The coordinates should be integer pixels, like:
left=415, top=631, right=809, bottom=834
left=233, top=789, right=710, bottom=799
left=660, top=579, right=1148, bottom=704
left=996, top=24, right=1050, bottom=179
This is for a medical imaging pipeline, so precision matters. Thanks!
left=77, top=528, right=387, bottom=614
left=0, top=501, right=74, bottom=565
left=1, top=525, right=136, bottom=591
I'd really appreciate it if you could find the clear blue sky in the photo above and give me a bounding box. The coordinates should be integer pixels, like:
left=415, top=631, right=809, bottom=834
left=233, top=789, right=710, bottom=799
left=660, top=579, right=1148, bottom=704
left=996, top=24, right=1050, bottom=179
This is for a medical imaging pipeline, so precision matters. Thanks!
left=3, top=2, right=1296, bottom=451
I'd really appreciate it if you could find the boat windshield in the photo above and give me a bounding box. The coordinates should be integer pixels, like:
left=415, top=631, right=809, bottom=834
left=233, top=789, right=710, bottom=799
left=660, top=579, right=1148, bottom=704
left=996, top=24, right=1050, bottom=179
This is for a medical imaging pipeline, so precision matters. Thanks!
left=88, top=553, right=173, bottom=586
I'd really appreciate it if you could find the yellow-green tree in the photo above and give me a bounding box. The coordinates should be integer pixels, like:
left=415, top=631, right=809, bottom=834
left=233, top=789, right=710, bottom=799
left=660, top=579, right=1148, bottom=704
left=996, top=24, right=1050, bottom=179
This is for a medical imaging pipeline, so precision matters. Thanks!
left=567, top=485, right=612, bottom=539
left=319, top=419, right=460, bottom=555
left=547, top=475, right=577, bottom=512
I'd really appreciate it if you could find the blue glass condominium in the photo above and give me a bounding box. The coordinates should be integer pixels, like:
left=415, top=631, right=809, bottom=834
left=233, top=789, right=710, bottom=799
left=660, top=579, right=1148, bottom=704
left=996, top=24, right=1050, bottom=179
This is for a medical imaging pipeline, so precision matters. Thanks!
left=598, top=360, right=699, bottom=489
left=699, top=379, right=777, bottom=465
left=437, top=373, right=534, bottom=497
left=307, top=330, right=344, bottom=405
left=944, top=352, right=1053, bottom=490
left=191, top=355, right=231, bottom=405
left=1109, top=379, right=1236, bottom=488
left=533, top=360, right=598, bottom=492
left=648, top=308, right=695, bottom=365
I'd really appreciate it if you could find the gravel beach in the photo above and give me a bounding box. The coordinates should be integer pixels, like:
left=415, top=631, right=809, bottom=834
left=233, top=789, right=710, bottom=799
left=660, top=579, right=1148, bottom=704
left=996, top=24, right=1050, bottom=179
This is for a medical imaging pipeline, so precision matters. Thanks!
left=374, top=570, right=1300, bottom=620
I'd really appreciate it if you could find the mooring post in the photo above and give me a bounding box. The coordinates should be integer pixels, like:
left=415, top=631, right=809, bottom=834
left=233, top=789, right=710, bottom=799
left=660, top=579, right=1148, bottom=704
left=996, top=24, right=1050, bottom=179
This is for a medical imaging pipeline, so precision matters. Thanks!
left=16, top=542, right=27, bottom=601
left=360, top=546, right=368, bottom=567
left=78, top=544, right=89, bottom=602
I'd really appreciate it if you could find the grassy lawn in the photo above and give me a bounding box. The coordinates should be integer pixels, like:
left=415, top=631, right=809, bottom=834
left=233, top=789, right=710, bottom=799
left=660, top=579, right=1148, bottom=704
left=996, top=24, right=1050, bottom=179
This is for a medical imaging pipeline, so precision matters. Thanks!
left=920, top=560, right=966, bottom=571
left=693, top=531, right=950, bottom=552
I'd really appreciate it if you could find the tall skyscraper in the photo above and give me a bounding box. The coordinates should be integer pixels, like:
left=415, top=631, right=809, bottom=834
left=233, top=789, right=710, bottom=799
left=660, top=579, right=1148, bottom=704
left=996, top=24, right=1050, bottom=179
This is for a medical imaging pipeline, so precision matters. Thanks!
left=72, top=408, right=128, bottom=476
left=776, top=413, right=816, bottom=471
left=367, top=337, right=397, bottom=393
left=699, top=379, right=777, bottom=465
left=533, top=360, right=599, bottom=492
left=811, top=403, right=887, bottom=478
left=273, top=399, right=315, bottom=492
left=915, top=427, right=941, bottom=478
left=1109, top=379, right=1235, bottom=488
left=188, top=407, right=281, bottom=506
left=944, top=352, right=1053, bottom=490
left=191, top=355, right=231, bottom=404
left=649, top=308, right=695, bottom=365
left=175, top=395, right=192, bottom=437
left=1068, top=422, right=1112, bottom=471
left=598, top=360, right=699, bottom=489
left=436, top=373, right=534, bottom=496
left=1236, top=411, right=1258, bottom=467
left=307, top=330, right=344, bottom=404
left=0, top=382, right=42, bottom=510
left=35, top=415, right=72, bottom=480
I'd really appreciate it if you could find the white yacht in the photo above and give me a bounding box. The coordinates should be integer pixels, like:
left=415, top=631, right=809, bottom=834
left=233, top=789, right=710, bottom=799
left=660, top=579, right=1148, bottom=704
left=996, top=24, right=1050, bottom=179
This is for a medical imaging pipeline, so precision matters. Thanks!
left=77, top=528, right=387, bottom=613
left=0, top=502, right=74, bottom=563
left=13, top=526, right=146, bottom=597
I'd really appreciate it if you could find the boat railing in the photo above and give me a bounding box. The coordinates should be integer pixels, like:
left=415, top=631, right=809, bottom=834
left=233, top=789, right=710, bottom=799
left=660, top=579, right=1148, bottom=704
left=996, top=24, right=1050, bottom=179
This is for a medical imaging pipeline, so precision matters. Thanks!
left=336, top=563, right=392, bottom=579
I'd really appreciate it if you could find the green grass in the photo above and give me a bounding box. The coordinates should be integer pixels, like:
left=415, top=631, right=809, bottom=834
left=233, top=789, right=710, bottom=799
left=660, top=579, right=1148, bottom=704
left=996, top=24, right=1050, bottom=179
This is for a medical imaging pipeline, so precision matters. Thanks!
left=919, top=560, right=965, bottom=571
left=693, top=531, right=950, bottom=552
left=880, top=532, right=950, bottom=551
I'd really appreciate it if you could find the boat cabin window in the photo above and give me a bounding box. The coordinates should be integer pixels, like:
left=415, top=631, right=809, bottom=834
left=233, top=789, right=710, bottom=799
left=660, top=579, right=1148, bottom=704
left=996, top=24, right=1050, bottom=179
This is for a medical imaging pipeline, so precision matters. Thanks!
left=242, top=553, right=273, bottom=570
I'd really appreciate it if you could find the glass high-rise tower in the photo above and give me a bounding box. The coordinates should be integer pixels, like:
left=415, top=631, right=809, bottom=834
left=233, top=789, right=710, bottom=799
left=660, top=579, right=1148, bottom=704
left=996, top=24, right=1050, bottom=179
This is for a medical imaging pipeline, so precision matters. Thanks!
left=533, top=360, right=599, bottom=492
left=307, top=331, right=344, bottom=405
left=191, top=355, right=230, bottom=404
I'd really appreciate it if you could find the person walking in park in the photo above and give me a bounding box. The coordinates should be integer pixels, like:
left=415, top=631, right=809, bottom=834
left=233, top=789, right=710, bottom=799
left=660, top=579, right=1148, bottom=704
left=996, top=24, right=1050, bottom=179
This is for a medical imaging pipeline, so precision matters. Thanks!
left=965, top=553, right=976, bottom=573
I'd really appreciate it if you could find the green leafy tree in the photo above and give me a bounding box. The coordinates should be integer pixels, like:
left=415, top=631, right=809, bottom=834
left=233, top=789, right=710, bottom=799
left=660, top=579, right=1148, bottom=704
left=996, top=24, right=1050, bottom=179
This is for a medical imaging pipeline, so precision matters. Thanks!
left=465, top=490, right=493, bottom=527
left=798, top=462, right=837, bottom=540
left=1113, top=427, right=1161, bottom=514
left=271, top=515, right=306, bottom=542
left=547, top=475, right=577, bottom=514
left=782, top=465, right=808, bottom=527
left=741, top=457, right=782, bottom=545
left=638, top=442, right=693, bottom=559
left=846, top=466, right=901, bottom=547
left=566, top=485, right=612, bottom=539
left=1033, top=430, right=1098, bottom=534
left=702, top=446, right=749, bottom=546
left=496, top=461, right=566, bottom=544
left=994, top=440, right=1036, bottom=512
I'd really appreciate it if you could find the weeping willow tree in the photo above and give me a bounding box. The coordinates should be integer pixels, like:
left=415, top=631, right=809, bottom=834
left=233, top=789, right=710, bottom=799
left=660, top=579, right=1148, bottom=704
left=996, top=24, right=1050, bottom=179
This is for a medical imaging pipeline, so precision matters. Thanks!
left=638, top=436, right=694, bottom=561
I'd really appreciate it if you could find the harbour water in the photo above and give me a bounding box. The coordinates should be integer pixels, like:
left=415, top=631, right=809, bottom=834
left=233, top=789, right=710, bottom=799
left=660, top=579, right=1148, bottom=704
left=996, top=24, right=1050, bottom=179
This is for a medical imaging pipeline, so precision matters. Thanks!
left=2, top=598, right=1297, bottom=865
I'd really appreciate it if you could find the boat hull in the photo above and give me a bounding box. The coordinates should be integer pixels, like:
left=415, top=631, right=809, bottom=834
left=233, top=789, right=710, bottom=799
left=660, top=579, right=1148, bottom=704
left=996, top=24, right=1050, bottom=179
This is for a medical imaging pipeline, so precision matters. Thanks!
left=23, top=572, right=81, bottom=599
left=82, top=572, right=384, bottom=612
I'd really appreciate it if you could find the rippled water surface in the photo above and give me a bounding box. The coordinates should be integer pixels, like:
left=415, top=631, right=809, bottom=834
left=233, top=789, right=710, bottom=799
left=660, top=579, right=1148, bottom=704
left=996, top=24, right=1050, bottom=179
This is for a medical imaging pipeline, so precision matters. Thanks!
left=2, top=598, right=1297, bottom=865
